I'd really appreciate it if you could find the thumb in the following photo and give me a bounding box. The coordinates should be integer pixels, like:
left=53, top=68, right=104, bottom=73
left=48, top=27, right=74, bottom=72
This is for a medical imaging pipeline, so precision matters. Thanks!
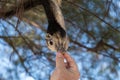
left=56, top=52, right=65, bottom=69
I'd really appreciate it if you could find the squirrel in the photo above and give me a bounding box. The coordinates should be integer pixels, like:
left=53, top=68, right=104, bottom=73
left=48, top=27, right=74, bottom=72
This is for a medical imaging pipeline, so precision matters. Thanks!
left=56, top=0, right=62, bottom=6
left=42, top=0, right=69, bottom=53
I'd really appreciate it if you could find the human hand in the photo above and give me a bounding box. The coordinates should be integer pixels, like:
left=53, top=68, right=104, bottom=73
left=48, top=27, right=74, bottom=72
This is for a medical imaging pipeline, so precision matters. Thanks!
left=50, top=52, right=80, bottom=80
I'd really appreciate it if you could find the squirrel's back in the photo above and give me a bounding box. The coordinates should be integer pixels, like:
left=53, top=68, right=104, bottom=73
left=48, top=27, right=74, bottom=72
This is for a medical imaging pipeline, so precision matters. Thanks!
left=56, top=0, right=62, bottom=6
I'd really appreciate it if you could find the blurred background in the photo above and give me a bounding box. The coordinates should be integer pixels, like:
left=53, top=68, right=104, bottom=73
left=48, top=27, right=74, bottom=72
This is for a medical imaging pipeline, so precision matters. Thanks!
left=0, top=0, right=120, bottom=80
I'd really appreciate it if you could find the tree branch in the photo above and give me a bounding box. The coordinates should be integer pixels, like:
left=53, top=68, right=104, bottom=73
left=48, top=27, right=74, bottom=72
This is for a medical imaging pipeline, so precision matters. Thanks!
left=0, top=0, right=42, bottom=18
left=66, top=0, right=120, bottom=33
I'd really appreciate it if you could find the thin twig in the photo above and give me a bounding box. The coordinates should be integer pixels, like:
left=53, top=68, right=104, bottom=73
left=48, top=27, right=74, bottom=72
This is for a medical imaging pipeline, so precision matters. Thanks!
left=66, top=0, right=120, bottom=33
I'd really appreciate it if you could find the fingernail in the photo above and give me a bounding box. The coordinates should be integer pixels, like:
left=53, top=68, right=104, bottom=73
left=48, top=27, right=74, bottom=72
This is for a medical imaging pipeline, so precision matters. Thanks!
left=57, top=52, right=63, bottom=57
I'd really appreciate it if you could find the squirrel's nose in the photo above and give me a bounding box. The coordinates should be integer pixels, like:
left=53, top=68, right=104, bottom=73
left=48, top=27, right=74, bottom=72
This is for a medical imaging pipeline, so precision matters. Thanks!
left=56, top=44, right=66, bottom=53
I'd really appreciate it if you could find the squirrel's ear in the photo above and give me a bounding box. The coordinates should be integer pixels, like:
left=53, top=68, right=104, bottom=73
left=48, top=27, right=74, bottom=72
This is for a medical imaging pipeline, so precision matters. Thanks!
left=46, top=33, right=52, bottom=39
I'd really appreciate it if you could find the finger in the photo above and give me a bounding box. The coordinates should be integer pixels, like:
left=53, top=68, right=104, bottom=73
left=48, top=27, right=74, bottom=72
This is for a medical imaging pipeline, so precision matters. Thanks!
left=65, top=62, right=70, bottom=69
left=63, top=53, right=77, bottom=69
left=50, top=69, right=57, bottom=80
left=56, top=52, right=65, bottom=69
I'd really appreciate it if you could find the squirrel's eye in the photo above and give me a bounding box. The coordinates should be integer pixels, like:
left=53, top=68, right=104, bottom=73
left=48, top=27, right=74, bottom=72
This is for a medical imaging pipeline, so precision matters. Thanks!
left=48, top=40, right=53, bottom=45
